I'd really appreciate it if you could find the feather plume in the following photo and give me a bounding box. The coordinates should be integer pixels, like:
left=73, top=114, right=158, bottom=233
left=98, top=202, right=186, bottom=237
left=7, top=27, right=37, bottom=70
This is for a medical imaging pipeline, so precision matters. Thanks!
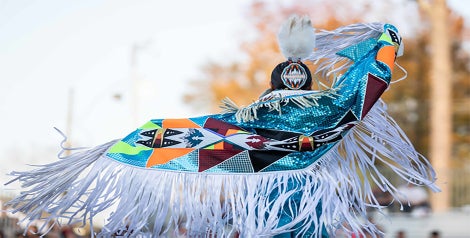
left=277, top=15, right=316, bottom=60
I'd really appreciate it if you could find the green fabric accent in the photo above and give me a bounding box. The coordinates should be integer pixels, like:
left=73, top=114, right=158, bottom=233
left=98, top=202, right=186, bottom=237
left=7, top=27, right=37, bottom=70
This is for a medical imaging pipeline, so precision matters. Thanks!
left=378, top=32, right=393, bottom=45
left=205, top=144, right=215, bottom=150
left=108, top=141, right=151, bottom=155
left=139, top=121, right=161, bottom=130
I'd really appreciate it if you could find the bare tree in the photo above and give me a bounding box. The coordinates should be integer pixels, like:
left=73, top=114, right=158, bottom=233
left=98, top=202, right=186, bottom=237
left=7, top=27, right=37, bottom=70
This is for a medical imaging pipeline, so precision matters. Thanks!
left=418, top=0, right=452, bottom=212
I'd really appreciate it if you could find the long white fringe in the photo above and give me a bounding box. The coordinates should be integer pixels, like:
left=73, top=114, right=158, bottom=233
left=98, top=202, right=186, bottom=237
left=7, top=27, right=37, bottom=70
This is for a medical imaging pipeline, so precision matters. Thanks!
left=306, top=23, right=384, bottom=81
left=221, top=89, right=339, bottom=123
left=6, top=100, right=437, bottom=237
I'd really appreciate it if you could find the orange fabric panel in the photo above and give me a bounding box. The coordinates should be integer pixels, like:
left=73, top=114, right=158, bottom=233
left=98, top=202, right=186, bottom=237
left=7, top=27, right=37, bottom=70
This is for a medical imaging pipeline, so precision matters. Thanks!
left=213, top=141, right=225, bottom=150
left=376, top=45, right=395, bottom=73
left=162, top=119, right=200, bottom=128
left=226, top=129, right=243, bottom=136
left=146, top=148, right=194, bottom=167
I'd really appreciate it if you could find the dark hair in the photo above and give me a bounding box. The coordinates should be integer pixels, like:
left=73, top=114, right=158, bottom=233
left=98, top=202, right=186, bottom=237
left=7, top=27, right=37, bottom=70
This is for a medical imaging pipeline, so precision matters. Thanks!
left=430, top=230, right=440, bottom=237
left=271, top=60, right=312, bottom=90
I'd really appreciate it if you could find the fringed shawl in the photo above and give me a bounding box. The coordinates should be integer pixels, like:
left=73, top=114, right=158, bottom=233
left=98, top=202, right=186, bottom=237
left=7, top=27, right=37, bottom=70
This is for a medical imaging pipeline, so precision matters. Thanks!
left=6, top=23, right=438, bottom=238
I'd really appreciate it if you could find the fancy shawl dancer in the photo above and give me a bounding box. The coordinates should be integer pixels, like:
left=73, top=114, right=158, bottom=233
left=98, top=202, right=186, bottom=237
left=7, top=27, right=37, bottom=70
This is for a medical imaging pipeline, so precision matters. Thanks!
left=6, top=15, right=438, bottom=237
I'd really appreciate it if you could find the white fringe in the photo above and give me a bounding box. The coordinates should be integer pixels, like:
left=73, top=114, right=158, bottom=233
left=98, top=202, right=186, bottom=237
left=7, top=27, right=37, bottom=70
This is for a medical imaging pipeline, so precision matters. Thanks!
left=5, top=139, right=119, bottom=235
left=306, top=23, right=384, bottom=81
left=221, top=89, right=339, bottom=123
left=6, top=100, right=437, bottom=238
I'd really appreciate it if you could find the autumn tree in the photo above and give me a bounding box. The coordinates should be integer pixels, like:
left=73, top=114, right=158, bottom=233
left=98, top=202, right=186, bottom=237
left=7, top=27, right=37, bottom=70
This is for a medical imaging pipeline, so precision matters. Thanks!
left=184, top=0, right=470, bottom=208
left=184, top=1, right=369, bottom=110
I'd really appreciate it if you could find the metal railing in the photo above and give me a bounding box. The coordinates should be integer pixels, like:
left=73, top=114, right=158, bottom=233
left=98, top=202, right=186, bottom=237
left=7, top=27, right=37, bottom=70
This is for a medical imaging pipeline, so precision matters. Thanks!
left=451, top=167, right=470, bottom=208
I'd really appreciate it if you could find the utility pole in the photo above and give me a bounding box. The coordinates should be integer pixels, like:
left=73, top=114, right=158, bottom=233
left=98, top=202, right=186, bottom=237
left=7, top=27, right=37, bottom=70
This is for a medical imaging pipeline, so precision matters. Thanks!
left=130, top=44, right=140, bottom=125
left=418, top=0, right=452, bottom=212
left=130, top=40, right=153, bottom=125
left=65, top=88, right=74, bottom=155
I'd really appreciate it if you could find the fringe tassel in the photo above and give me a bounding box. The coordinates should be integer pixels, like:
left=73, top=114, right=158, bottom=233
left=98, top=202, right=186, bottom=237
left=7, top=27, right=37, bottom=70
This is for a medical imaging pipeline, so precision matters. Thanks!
left=307, top=23, right=384, bottom=81
left=6, top=100, right=437, bottom=237
left=221, top=89, right=339, bottom=123
left=5, top=140, right=119, bottom=235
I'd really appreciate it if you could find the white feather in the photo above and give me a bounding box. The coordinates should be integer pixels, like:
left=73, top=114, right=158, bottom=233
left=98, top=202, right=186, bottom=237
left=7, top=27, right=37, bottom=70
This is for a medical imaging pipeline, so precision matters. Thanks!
left=277, top=15, right=316, bottom=60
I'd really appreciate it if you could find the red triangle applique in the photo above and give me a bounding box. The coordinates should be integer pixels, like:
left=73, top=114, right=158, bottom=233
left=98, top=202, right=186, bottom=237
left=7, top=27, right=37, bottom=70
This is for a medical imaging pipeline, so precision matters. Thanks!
left=198, top=149, right=243, bottom=172
left=362, top=73, right=388, bottom=118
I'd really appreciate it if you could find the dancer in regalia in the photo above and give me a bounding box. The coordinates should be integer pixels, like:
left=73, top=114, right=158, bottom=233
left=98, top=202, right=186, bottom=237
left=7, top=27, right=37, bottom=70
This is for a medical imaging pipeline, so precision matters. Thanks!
left=6, top=15, right=438, bottom=237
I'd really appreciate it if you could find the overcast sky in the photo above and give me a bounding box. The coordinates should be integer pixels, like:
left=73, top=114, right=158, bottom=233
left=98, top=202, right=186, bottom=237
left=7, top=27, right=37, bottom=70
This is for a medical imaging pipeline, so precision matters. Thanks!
left=0, top=0, right=255, bottom=192
left=0, top=0, right=468, bottom=191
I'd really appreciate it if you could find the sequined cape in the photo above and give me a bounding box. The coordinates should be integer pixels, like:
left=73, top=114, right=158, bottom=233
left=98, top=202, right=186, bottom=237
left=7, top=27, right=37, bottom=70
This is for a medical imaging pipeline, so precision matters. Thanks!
left=106, top=28, right=393, bottom=174
left=6, top=23, right=438, bottom=238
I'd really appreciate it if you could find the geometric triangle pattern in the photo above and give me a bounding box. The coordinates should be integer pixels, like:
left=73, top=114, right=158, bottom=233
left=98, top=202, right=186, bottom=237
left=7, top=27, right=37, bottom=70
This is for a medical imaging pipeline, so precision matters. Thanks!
left=107, top=115, right=357, bottom=173
left=248, top=150, right=291, bottom=172
left=198, top=149, right=244, bottom=172
left=362, top=73, right=388, bottom=118
left=203, top=151, right=254, bottom=173
left=151, top=150, right=199, bottom=172
left=105, top=33, right=395, bottom=174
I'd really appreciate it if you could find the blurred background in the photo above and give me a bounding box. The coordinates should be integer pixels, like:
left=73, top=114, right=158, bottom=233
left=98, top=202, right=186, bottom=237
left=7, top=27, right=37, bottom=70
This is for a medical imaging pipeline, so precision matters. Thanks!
left=0, top=0, right=469, bottom=237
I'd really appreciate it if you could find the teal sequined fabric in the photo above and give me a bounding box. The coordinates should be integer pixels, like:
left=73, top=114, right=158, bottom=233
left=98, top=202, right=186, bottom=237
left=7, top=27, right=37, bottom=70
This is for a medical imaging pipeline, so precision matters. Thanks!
left=106, top=27, right=394, bottom=173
